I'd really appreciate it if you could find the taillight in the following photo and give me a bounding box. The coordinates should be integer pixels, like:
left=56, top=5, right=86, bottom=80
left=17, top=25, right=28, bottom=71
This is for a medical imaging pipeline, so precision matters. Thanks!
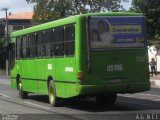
left=77, top=71, right=83, bottom=81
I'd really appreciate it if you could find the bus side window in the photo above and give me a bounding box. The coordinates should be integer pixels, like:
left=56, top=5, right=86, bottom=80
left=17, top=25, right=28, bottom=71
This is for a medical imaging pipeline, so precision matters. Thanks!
left=20, top=37, right=23, bottom=58
left=22, top=36, right=27, bottom=58
left=26, top=48, right=30, bottom=58
left=45, top=29, right=54, bottom=57
left=37, top=31, right=45, bottom=58
left=54, top=27, right=64, bottom=57
left=28, top=34, right=36, bottom=58
left=64, top=25, right=75, bottom=56
left=26, top=35, right=30, bottom=58
left=16, top=37, right=21, bottom=59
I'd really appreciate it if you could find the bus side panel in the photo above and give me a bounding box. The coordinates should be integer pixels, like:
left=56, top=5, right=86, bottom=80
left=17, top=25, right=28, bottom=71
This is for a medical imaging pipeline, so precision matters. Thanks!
left=54, top=58, right=69, bottom=98
left=11, top=60, right=22, bottom=89
left=36, top=59, right=47, bottom=94
left=22, top=60, right=37, bottom=93
left=44, top=59, right=56, bottom=95
left=16, top=60, right=22, bottom=76
left=37, top=80, right=48, bottom=94
left=11, top=60, right=23, bottom=89
left=21, top=60, right=29, bottom=91
left=65, top=84, right=78, bottom=97
left=54, top=57, right=77, bottom=98
left=11, top=60, right=19, bottom=89
left=45, top=58, right=65, bottom=97
left=55, top=83, right=65, bottom=97
left=64, top=57, right=78, bottom=98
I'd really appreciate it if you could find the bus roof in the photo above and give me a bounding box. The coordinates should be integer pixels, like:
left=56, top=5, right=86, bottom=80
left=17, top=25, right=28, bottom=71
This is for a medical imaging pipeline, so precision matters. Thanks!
left=11, top=12, right=143, bottom=38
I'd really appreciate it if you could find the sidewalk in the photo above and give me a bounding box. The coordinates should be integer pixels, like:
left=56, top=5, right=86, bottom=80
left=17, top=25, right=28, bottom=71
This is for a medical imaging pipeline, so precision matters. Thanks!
left=150, top=74, right=160, bottom=88
left=0, top=69, right=9, bottom=79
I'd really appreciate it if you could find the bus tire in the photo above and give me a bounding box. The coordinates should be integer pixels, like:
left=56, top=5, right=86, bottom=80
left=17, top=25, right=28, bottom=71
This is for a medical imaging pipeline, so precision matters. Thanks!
left=48, top=80, right=60, bottom=107
left=18, top=78, right=28, bottom=99
left=96, top=93, right=117, bottom=105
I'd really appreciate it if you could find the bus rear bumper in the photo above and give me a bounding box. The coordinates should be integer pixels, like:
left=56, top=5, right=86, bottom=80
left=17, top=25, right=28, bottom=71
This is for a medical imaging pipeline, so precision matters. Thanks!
left=78, top=81, right=151, bottom=95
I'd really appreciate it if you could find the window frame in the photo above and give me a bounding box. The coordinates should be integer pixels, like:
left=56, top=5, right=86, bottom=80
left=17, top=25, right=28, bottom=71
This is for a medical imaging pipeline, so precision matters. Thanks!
left=16, top=37, right=22, bottom=60
left=27, top=33, right=37, bottom=59
left=15, top=23, right=76, bottom=60
left=64, top=24, right=75, bottom=57
left=36, top=31, right=45, bottom=58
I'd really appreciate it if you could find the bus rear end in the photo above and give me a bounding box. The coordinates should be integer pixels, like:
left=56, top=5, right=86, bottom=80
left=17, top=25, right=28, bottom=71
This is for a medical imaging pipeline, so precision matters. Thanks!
left=78, top=14, right=150, bottom=104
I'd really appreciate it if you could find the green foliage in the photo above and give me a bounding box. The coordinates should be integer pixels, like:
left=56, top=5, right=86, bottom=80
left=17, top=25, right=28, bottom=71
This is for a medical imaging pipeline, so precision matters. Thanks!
left=0, top=37, right=6, bottom=69
left=26, top=0, right=128, bottom=24
left=130, top=0, right=160, bottom=48
left=0, top=37, right=5, bottom=47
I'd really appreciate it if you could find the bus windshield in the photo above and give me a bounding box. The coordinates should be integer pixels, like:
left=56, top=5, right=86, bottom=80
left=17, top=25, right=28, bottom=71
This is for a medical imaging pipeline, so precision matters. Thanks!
left=89, top=16, right=145, bottom=49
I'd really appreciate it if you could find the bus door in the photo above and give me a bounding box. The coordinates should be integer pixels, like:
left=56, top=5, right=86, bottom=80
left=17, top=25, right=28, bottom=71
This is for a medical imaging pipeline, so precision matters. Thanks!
left=36, top=58, right=45, bottom=93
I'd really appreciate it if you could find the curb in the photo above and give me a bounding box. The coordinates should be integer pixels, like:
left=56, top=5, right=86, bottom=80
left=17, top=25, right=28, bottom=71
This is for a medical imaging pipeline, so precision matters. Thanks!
left=150, top=80, right=160, bottom=88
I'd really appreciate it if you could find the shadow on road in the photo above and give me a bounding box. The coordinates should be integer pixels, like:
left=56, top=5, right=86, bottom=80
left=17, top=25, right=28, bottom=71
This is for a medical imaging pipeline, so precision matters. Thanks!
left=26, top=94, right=160, bottom=112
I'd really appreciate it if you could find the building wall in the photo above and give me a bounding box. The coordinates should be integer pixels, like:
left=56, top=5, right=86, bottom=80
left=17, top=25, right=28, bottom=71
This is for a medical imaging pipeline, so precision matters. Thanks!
left=8, top=25, right=13, bottom=35
left=8, top=24, right=31, bottom=35
left=8, top=19, right=31, bottom=35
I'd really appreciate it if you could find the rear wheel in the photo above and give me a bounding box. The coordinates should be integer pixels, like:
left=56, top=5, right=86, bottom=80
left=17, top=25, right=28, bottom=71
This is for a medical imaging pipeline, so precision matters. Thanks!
left=96, top=93, right=117, bottom=105
left=48, top=80, right=60, bottom=107
left=18, top=79, right=28, bottom=99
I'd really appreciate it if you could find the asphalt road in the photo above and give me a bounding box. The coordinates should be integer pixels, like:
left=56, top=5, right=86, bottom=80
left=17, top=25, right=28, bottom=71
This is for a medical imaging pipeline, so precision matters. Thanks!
left=0, top=77, right=160, bottom=120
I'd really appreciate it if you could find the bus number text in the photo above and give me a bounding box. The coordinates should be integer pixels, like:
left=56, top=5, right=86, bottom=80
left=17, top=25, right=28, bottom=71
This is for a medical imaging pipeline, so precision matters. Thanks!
left=107, top=64, right=123, bottom=72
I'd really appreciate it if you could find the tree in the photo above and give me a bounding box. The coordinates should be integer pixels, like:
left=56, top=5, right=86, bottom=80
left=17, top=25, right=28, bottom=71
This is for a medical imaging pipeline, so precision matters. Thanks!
left=0, top=37, right=6, bottom=69
left=0, top=38, right=5, bottom=47
left=130, top=0, right=160, bottom=48
left=26, top=0, right=128, bottom=24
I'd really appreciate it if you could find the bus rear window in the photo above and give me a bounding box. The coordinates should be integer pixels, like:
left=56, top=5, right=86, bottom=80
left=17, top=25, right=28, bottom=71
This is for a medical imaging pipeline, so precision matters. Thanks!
left=89, top=16, right=145, bottom=49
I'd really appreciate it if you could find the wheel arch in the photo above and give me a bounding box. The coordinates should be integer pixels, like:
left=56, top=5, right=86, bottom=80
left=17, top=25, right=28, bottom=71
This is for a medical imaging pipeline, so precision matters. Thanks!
left=16, top=74, right=20, bottom=90
left=47, top=76, right=54, bottom=90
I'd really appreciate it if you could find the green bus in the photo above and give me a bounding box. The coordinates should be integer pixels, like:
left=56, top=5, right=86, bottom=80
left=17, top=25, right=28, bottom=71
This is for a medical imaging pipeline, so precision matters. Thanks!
left=10, top=12, right=150, bottom=106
